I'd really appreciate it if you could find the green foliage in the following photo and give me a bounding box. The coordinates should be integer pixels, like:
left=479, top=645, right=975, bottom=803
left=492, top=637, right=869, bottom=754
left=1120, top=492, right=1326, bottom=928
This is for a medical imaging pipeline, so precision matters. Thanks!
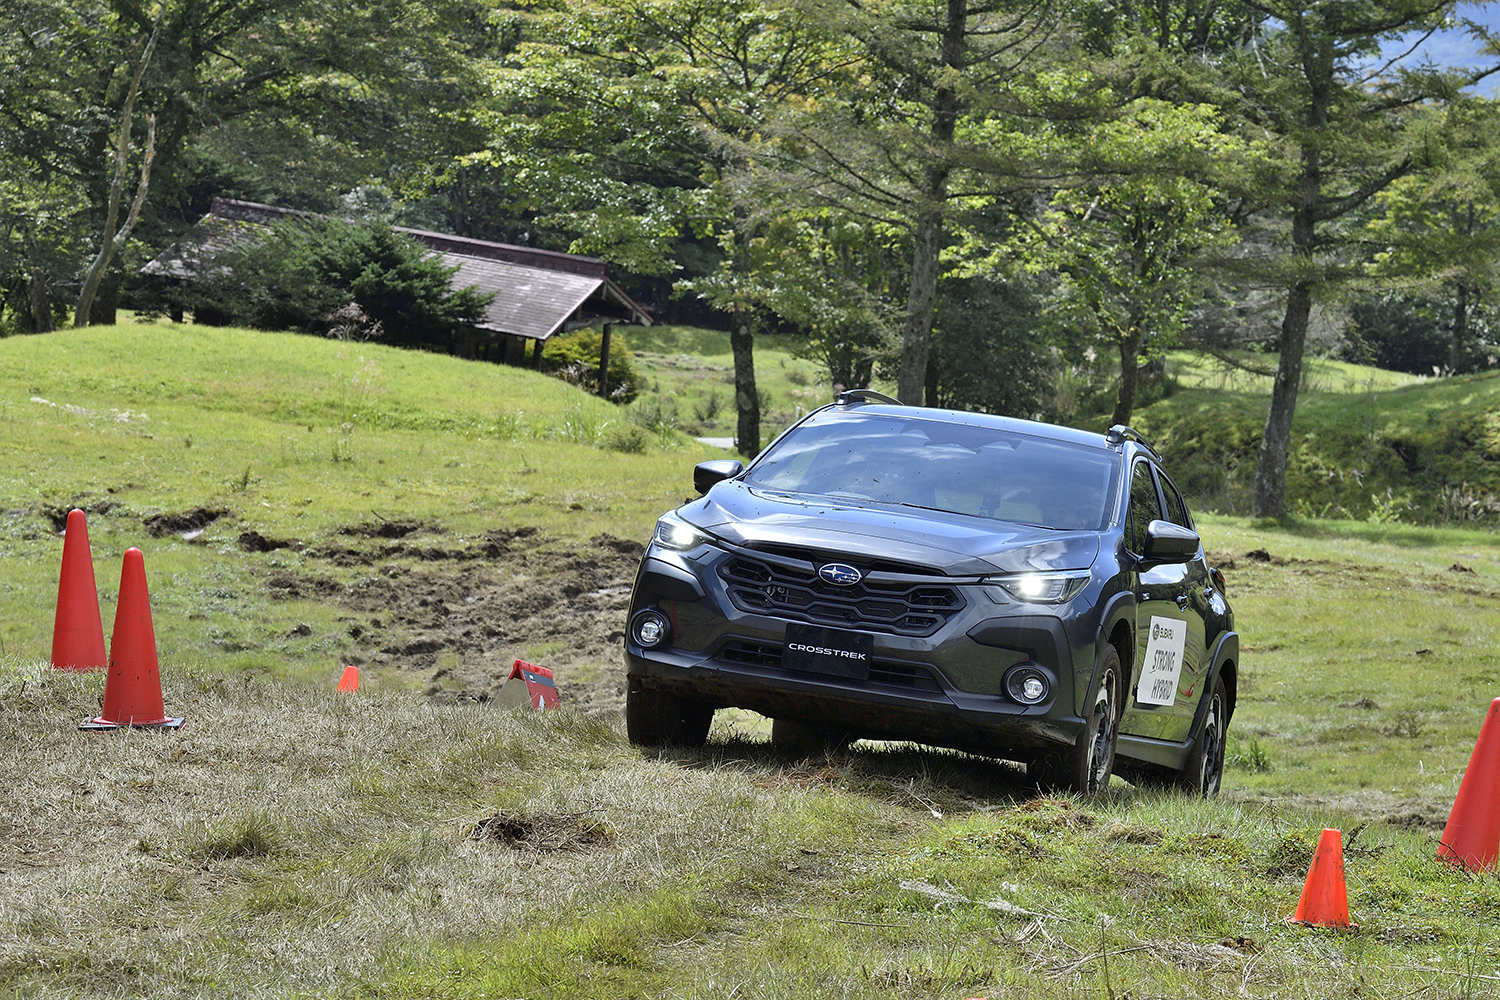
left=541, top=328, right=640, bottom=404
left=930, top=276, right=1051, bottom=418
left=1340, top=295, right=1472, bottom=376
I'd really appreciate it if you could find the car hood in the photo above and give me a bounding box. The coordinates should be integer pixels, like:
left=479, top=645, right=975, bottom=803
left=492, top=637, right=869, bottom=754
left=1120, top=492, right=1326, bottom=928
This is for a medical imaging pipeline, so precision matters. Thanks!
left=679, top=483, right=1100, bottom=575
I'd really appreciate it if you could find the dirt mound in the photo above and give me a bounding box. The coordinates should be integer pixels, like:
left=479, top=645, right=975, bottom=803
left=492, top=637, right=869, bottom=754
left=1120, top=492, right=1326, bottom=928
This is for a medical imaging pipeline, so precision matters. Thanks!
left=144, top=507, right=230, bottom=537
left=238, top=530, right=298, bottom=553
left=469, top=811, right=615, bottom=852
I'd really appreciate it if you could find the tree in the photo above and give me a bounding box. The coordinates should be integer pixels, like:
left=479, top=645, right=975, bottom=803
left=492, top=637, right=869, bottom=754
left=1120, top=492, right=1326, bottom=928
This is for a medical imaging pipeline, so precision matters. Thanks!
left=0, top=0, right=490, bottom=325
left=1209, top=2, right=1500, bottom=516
left=776, top=0, right=1064, bottom=404
left=1362, top=100, right=1500, bottom=374
left=74, top=24, right=158, bottom=327
left=482, top=0, right=851, bottom=452
left=1004, top=97, right=1239, bottom=425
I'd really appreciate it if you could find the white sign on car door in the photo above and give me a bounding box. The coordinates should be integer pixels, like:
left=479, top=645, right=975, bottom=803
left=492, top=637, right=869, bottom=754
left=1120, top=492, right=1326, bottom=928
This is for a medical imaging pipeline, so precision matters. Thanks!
left=1137, top=615, right=1187, bottom=707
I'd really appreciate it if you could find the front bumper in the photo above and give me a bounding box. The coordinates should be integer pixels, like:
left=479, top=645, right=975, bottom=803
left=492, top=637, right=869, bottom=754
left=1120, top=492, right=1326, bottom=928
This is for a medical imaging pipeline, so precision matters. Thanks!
left=625, top=540, right=1104, bottom=759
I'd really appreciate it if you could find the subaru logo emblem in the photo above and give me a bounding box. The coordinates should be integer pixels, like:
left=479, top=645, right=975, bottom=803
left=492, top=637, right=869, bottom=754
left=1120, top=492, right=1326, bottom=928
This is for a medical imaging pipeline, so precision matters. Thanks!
left=819, top=563, right=862, bottom=586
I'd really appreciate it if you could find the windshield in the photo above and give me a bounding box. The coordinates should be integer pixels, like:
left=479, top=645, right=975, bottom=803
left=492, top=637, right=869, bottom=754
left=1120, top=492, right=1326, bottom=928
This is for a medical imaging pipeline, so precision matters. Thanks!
left=744, top=412, right=1119, bottom=530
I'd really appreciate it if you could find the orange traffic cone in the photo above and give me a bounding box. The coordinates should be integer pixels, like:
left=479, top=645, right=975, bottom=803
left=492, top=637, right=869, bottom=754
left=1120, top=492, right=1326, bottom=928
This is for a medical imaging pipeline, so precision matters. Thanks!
left=1438, top=698, right=1500, bottom=871
left=1287, top=828, right=1356, bottom=929
left=50, top=509, right=106, bottom=670
left=337, top=665, right=360, bottom=692
left=80, top=548, right=184, bottom=731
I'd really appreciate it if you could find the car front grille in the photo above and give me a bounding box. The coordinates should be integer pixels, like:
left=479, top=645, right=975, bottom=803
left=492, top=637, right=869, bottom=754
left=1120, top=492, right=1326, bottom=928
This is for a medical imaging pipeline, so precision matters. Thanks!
left=718, top=639, right=942, bottom=691
left=717, top=555, right=964, bottom=637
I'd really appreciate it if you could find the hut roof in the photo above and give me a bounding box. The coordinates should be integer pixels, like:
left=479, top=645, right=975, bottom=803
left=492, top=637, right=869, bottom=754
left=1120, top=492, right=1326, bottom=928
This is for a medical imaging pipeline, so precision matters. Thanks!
left=143, top=198, right=651, bottom=339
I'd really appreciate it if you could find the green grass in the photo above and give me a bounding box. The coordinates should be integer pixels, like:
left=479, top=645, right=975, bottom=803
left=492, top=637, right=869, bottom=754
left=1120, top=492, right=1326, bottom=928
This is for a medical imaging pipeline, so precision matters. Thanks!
left=0, top=318, right=720, bottom=681
left=4, top=320, right=1500, bottom=997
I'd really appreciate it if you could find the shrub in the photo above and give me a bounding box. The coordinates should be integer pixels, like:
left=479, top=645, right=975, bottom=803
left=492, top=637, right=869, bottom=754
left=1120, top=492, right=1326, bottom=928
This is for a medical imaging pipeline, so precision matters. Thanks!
left=541, top=328, right=639, bottom=404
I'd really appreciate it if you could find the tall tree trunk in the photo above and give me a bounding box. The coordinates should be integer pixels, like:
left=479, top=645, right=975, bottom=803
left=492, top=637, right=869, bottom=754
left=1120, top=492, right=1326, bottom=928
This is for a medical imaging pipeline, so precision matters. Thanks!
left=1451, top=278, right=1469, bottom=374
left=29, top=269, right=54, bottom=333
left=1111, top=323, right=1144, bottom=426
left=1253, top=281, right=1312, bottom=517
left=896, top=0, right=965, bottom=405
left=732, top=312, right=760, bottom=456
left=899, top=198, right=947, bottom=404
left=1253, top=119, right=1323, bottom=518
left=729, top=215, right=760, bottom=456
left=75, top=29, right=158, bottom=328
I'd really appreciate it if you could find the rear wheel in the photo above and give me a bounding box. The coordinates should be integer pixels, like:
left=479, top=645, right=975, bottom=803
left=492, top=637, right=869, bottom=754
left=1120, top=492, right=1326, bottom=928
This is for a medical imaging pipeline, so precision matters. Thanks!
left=770, top=717, right=852, bottom=756
left=625, top=681, right=713, bottom=747
left=1177, top=676, right=1228, bottom=797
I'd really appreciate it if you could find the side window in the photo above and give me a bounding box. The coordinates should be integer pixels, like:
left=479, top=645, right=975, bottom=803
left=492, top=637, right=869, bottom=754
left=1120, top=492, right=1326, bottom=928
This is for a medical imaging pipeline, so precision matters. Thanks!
left=1125, top=463, right=1161, bottom=553
left=1159, top=472, right=1192, bottom=530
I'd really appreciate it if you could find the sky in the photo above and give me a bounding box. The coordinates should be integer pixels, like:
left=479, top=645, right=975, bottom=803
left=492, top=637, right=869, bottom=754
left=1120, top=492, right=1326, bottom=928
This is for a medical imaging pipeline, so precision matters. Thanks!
left=1380, top=2, right=1500, bottom=84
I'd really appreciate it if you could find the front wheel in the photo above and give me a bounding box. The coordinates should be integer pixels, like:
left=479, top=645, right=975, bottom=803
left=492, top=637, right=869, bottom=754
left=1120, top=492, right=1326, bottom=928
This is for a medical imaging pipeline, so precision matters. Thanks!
left=1067, top=645, right=1121, bottom=796
left=1177, top=676, right=1228, bottom=797
left=1028, top=645, right=1121, bottom=797
left=625, top=681, right=713, bottom=747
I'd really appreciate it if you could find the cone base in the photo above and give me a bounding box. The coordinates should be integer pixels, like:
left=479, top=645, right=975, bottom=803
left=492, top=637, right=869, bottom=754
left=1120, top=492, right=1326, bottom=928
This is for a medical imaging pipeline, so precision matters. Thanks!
left=51, top=662, right=105, bottom=672
left=1286, top=916, right=1359, bottom=930
left=79, top=716, right=185, bottom=731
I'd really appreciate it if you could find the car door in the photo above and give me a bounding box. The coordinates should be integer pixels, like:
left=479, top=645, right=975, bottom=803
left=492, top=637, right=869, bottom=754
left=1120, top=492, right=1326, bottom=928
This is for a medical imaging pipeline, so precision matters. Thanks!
left=1118, top=461, right=1199, bottom=742
left=1157, top=470, right=1212, bottom=718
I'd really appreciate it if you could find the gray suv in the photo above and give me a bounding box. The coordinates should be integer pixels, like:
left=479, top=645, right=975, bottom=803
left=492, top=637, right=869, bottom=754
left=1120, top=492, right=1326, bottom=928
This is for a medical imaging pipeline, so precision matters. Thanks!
left=623, top=395, right=1237, bottom=796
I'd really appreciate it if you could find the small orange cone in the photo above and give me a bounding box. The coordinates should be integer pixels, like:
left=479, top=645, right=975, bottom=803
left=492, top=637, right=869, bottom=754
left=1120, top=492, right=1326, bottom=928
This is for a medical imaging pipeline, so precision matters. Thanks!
left=337, top=665, right=360, bottom=692
left=80, top=548, right=184, bottom=731
left=1288, top=828, right=1356, bottom=929
left=1438, top=698, right=1500, bottom=871
left=50, top=509, right=106, bottom=670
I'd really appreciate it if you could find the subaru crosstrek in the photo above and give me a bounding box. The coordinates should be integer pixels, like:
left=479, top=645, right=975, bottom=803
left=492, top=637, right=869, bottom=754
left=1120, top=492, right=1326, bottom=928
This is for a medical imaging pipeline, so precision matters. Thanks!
left=623, top=393, right=1237, bottom=796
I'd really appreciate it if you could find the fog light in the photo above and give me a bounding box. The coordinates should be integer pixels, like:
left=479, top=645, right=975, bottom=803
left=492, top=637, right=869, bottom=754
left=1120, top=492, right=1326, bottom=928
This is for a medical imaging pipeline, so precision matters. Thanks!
left=1004, top=665, right=1050, bottom=705
left=633, top=610, right=671, bottom=649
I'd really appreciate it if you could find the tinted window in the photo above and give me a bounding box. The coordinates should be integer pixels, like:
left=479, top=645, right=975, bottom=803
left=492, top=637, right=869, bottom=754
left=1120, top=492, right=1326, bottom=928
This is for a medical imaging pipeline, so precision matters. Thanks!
left=1160, top=472, right=1192, bottom=529
left=743, top=413, right=1119, bottom=530
left=1125, top=463, right=1161, bottom=553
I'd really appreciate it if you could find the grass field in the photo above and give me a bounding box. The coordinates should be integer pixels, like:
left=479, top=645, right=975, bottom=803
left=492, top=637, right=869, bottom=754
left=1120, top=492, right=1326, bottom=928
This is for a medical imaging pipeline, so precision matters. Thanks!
left=3, top=320, right=1500, bottom=997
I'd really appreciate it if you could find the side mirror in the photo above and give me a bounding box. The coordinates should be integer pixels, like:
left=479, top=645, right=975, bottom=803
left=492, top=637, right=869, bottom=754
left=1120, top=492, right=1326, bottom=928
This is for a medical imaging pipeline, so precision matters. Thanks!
left=1143, top=519, right=1199, bottom=563
left=694, top=459, right=743, bottom=496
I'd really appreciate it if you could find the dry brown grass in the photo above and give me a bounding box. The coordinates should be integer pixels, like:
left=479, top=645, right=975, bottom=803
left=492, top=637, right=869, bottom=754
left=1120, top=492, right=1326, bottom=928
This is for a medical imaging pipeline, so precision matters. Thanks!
left=0, top=661, right=890, bottom=997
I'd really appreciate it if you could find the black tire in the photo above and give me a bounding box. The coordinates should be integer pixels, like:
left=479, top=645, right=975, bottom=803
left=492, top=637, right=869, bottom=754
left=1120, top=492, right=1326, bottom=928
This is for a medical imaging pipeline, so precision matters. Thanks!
left=770, top=717, right=852, bottom=756
left=625, top=681, right=713, bottom=747
left=1177, top=675, right=1228, bottom=797
left=1066, top=644, right=1121, bottom=796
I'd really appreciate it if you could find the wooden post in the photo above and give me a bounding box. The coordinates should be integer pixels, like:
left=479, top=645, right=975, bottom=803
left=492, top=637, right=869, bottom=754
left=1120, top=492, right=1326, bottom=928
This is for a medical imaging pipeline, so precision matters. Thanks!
left=531, top=337, right=544, bottom=368
left=598, top=324, right=613, bottom=398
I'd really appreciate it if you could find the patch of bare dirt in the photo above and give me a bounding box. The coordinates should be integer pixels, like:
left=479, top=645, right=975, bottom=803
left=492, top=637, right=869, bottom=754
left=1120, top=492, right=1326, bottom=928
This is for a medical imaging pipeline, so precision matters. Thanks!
left=238, top=530, right=298, bottom=553
left=144, top=507, right=230, bottom=537
left=261, top=527, right=641, bottom=714
left=469, top=811, right=615, bottom=852
left=40, top=500, right=121, bottom=533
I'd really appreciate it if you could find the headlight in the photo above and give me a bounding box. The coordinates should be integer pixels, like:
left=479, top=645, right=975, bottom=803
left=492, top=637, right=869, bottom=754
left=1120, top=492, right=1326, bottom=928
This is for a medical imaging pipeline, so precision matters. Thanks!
left=653, top=514, right=708, bottom=551
left=989, top=572, right=1090, bottom=604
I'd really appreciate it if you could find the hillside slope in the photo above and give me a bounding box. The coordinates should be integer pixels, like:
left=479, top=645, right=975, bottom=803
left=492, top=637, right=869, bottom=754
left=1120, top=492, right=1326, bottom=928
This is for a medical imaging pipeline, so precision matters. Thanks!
left=0, top=319, right=718, bottom=691
left=1135, top=355, right=1500, bottom=523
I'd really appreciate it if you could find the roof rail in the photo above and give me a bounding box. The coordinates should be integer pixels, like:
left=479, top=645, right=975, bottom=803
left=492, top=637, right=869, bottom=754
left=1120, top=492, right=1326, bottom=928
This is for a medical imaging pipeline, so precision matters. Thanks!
left=834, top=389, right=903, bottom=406
left=1105, top=424, right=1158, bottom=454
